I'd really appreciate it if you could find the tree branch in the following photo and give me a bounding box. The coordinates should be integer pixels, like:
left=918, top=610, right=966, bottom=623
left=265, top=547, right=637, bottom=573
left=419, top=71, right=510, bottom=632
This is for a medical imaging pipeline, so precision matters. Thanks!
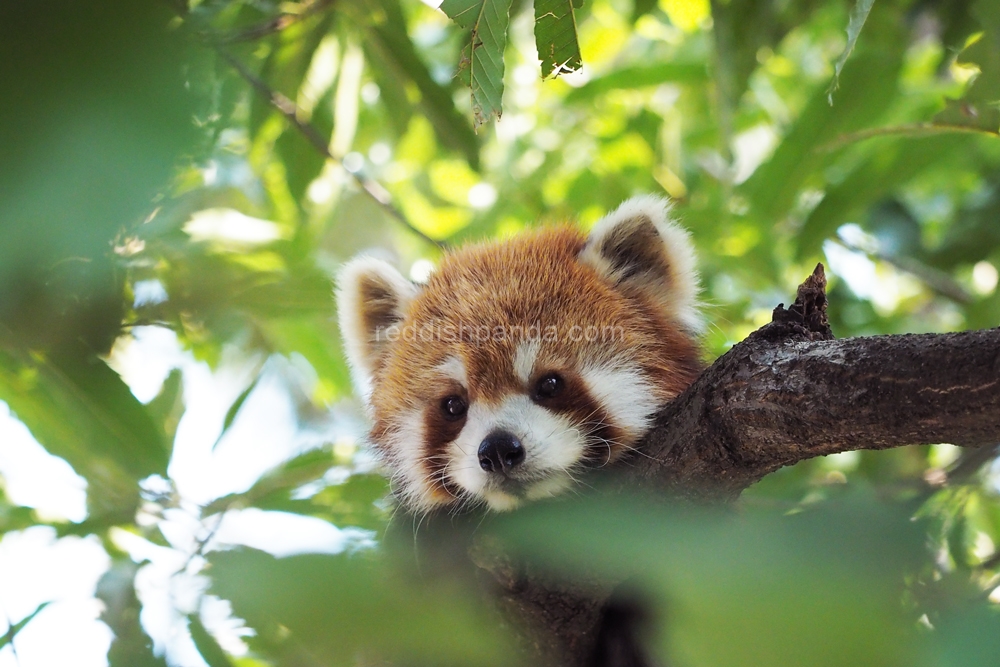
left=478, top=263, right=1000, bottom=667
left=630, top=264, right=1000, bottom=500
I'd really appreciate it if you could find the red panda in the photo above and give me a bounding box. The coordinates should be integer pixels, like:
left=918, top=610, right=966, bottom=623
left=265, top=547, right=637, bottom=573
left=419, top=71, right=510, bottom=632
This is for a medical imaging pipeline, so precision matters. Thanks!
left=337, top=196, right=703, bottom=513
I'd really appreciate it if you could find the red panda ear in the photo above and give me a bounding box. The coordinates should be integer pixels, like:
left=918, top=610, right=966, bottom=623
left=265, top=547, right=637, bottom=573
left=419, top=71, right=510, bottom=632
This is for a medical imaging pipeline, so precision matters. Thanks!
left=336, top=256, right=419, bottom=401
left=579, top=195, right=701, bottom=332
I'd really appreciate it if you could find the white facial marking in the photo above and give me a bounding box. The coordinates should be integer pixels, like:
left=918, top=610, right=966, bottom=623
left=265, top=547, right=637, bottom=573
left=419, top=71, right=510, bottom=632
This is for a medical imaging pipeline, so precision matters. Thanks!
left=513, top=339, right=541, bottom=385
left=385, top=408, right=444, bottom=513
left=435, top=356, right=468, bottom=385
left=581, top=362, right=659, bottom=440
left=481, top=490, right=520, bottom=511
left=525, top=474, right=574, bottom=500
left=446, top=395, right=586, bottom=511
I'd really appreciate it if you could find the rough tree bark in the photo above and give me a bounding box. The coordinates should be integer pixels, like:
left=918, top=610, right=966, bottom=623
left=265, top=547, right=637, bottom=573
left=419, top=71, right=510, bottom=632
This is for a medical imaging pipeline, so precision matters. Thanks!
left=476, top=264, right=1000, bottom=667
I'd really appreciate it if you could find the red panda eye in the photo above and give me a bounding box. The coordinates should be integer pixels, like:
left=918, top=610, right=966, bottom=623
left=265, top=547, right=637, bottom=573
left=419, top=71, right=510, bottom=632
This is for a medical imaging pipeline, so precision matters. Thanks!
left=441, top=395, right=467, bottom=420
left=534, top=373, right=563, bottom=400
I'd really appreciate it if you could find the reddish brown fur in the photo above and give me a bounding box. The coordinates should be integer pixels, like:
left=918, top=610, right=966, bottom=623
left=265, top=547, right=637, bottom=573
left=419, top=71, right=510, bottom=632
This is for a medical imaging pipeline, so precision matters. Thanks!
left=369, top=226, right=702, bottom=502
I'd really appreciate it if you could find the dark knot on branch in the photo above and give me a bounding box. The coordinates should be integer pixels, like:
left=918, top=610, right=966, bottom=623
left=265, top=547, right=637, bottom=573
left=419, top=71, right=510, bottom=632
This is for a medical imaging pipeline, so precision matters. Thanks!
left=761, top=263, right=834, bottom=342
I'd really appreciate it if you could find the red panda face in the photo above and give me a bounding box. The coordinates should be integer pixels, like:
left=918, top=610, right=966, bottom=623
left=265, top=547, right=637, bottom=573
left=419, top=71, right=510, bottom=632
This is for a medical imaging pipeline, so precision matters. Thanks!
left=338, top=196, right=703, bottom=513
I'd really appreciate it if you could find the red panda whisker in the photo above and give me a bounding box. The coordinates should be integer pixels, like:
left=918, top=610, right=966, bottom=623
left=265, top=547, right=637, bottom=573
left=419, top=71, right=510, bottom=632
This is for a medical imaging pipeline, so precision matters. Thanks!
left=596, top=435, right=656, bottom=462
left=386, top=499, right=406, bottom=530
left=561, top=468, right=597, bottom=493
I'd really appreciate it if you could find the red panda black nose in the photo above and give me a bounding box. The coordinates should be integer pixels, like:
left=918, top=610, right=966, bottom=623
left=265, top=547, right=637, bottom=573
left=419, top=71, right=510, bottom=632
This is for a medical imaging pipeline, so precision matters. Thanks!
left=478, top=432, right=525, bottom=473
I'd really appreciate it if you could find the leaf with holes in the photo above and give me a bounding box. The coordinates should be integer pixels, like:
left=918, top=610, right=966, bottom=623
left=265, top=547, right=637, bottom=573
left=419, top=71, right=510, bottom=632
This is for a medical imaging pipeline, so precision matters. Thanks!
left=441, top=0, right=513, bottom=128
left=535, top=0, right=582, bottom=79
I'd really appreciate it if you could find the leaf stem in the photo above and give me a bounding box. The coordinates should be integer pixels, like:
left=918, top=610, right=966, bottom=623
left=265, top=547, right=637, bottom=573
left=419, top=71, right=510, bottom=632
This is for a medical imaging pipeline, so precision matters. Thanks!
left=818, top=122, right=1000, bottom=152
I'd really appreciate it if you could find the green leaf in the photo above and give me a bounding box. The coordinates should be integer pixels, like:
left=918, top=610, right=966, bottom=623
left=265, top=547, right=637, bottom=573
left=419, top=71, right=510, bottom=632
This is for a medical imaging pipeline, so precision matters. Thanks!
left=202, top=447, right=337, bottom=517
left=494, top=493, right=925, bottom=667
left=275, top=119, right=329, bottom=207
left=212, top=374, right=261, bottom=451
left=534, top=0, right=582, bottom=79
left=188, top=614, right=236, bottom=667
left=146, top=368, right=185, bottom=447
left=0, top=342, right=170, bottom=521
left=365, top=0, right=481, bottom=168
left=261, top=316, right=352, bottom=398
left=247, top=13, right=334, bottom=144
left=741, top=6, right=906, bottom=225
left=947, top=512, right=971, bottom=570
left=827, top=0, right=876, bottom=104
left=98, top=561, right=168, bottom=667
left=934, top=606, right=1000, bottom=665
left=709, top=0, right=822, bottom=138
left=306, top=473, right=390, bottom=531
left=934, top=0, right=1000, bottom=134
left=0, top=502, right=36, bottom=536
left=440, top=0, right=514, bottom=128
left=360, top=39, right=415, bottom=138
left=0, top=1, right=198, bottom=312
left=0, top=602, right=49, bottom=651
left=208, top=548, right=510, bottom=666
left=796, top=134, right=973, bottom=260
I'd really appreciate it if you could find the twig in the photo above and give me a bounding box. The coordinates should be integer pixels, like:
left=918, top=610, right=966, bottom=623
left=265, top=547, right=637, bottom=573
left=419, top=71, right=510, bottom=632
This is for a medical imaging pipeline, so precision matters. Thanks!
left=835, top=238, right=973, bottom=304
left=1, top=609, right=19, bottom=665
left=817, top=122, right=1000, bottom=153
left=210, top=0, right=337, bottom=44
left=218, top=51, right=447, bottom=250
left=121, top=319, right=178, bottom=330
left=946, top=443, right=1000, bottom=485
left=177, top=509, right=228, bottom=577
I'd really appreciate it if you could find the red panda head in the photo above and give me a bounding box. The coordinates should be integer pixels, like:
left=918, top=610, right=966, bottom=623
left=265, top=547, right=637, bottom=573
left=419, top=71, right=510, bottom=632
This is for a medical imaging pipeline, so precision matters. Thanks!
left=337, top=196, right=702, bottom=513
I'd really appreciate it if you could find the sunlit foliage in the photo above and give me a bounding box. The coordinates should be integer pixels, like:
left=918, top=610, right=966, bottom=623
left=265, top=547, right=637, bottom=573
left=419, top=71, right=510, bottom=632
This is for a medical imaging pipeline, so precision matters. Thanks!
left=1, top=0, right=1000, bottom=664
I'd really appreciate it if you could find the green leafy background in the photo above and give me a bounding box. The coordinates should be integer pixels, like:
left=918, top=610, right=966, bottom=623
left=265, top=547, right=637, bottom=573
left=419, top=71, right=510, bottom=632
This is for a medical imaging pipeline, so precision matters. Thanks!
left=1, top=0, right=1000, bottom=665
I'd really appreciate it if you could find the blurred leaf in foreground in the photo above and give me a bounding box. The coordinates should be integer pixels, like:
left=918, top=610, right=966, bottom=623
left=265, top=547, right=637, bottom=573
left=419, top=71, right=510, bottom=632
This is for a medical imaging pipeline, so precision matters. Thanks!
left=97, top=560, right=167, bottom=667
left=187, top=614, right=236, bottom=667
left=0, top=0, right=197, bottom=346
left=493, top=492, right=926, bottom=667
left=208, top=548, right=512, bottom=666
left=933, top=605, right=1000, bottom=666
left=0, top=343, right=170, bottom=521
left=202, top=447, right=338, bottom=517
